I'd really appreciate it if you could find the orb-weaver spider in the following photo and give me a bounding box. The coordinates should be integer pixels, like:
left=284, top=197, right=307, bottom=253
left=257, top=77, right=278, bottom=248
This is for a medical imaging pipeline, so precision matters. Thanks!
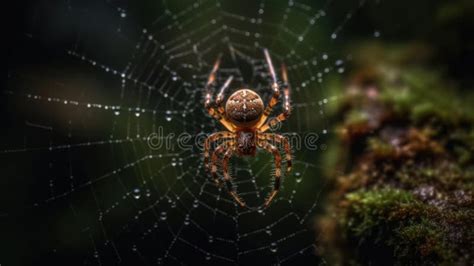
left=203, top=49, right=292, bottom=208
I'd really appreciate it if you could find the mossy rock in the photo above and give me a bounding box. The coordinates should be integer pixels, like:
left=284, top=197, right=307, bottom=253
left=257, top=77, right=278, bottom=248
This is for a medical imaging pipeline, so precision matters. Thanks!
left=316, top=42, right=474, bottom=266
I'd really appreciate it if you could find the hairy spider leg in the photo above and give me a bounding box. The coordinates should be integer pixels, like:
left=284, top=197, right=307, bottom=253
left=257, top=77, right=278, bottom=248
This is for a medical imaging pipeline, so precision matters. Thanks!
left=204, top=56, right=236, bottom=132
left=215, top=75, right=233, bottom=114
left=258, top=140, right=282, bottom=207
left=221, top=146, right=246, bottom=207
left=259, top=63, right=291, bottom=132
left=204, top=131, right=235, bottom=170
left=210, top=140, right=235, bottom=187
left=258, top=133, right=292, bottom=173
left=264, top=48, right=278, bottom=85
left=256, top=49, right=281, bottom=129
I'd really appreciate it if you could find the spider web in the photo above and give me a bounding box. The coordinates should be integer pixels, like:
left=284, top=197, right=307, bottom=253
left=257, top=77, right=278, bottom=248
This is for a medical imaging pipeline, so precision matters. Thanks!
left=5, top=0, right=379, bottom=265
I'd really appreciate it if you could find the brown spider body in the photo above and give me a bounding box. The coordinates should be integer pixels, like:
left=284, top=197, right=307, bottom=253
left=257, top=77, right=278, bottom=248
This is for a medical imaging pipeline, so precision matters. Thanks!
left=203, top=49, right=292, bottom=208
left=225, top=89, right=264, bottom=156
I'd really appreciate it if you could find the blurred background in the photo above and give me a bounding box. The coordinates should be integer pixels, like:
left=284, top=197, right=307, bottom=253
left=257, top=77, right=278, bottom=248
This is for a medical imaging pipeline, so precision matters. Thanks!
left=4, top=0, right=473, bottom=265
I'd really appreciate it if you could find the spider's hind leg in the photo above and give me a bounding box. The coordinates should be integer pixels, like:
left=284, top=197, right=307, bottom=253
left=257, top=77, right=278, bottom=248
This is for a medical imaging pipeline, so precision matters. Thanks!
left=258, top=133, right=292, bottom=173
left=204, top=132, right=235, bottom=171
left=222, top=146, right=245, bottom=207
left=210, top=141, right=233, bottom=187
left=258, top=140, right=282, bottom=207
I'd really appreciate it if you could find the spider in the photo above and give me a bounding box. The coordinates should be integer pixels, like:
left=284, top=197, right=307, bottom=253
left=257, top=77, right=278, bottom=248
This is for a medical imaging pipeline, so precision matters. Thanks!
left=203, top=48, right=292, bottom=208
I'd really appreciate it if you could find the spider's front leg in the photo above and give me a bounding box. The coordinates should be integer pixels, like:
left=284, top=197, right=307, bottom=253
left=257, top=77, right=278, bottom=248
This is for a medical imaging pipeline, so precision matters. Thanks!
left=257, top=140, right=282, bottom=207
left=204, top=56, right=235, bottom=132
left=215, top=75, right=233, bottom=114
left=259, top=63, right=291, bottom=132
left=255, top=49, right=281, bottom=129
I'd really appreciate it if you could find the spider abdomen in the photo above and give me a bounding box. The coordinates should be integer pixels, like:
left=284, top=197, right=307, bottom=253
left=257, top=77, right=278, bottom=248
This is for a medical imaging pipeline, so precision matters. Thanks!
left=225, top=89, right=264, bottom=127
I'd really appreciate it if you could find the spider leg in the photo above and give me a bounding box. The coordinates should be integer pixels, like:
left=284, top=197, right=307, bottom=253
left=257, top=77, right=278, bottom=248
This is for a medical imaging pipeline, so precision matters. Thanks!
left=204, top=56, right=236, bottom=132
left=204, top=131, right=235, bottom=170
left=215, top=75, right=233, bottom=114
left=259, top=63, right=291, bottom=132
left=255, top=49, right=281, bottom=129
left=258, top=140, right=282, bottom=207
left=258, top=133, right=292, bottom=173
left=210, top=141, right=234, bottom=187
left=222, top=146, right=246, bottom=207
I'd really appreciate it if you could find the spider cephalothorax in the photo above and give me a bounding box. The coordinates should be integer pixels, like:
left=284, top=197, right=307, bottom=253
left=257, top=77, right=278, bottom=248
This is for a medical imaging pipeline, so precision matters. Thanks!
left=225, top=89, right=264, bottom=127
left=203, top=49, right=292, bottom=208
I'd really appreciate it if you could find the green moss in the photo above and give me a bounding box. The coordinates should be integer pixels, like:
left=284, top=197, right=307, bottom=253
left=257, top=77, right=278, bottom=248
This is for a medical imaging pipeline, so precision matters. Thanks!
left=316, top=42, right=474, bottom=265
left=345, top=110, right=370, bottom=125
left=379, top=68, right=473, bottom=125
left=340, top=188, right=462, bottom=265
left=395, top=221, right=454, bottom=263
left=367, top=137, right=395, bottom=156
left=344, top=188, right=416, bottom=235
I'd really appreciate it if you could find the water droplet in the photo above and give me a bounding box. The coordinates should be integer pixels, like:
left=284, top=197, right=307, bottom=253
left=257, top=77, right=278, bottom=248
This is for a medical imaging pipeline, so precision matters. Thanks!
left=120, top=12, right=126, bottom=18
left=270, top=242, right=278, bottom=253
left=133, top=188, right=141, bottom=199
left=160, top=211, right=167, bottom=221
left=265, top=227, right=272, bottom=235
left=331, top=33, right=337, bottom=39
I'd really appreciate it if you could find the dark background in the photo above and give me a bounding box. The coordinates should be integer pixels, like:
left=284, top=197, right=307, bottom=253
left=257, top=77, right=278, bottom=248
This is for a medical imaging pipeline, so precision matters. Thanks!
left=4, top=0, right=473, bottom=265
